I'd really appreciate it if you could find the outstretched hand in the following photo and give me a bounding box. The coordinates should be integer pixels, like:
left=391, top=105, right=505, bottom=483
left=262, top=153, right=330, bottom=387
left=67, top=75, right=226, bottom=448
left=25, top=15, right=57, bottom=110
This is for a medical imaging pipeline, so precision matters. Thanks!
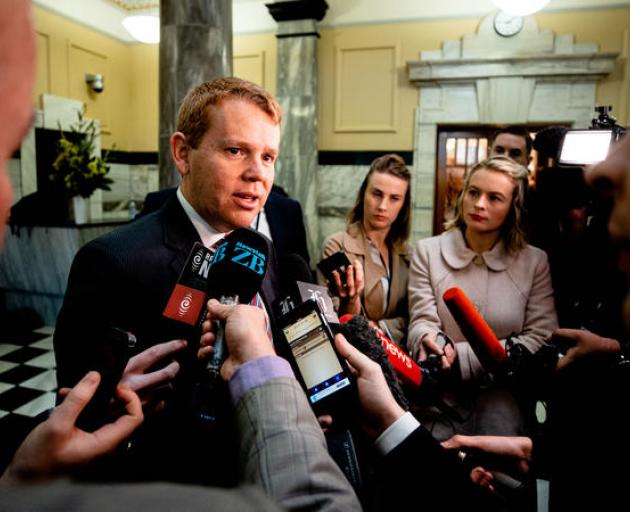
left=119, top=339, right=187, bottom=414
left=550, top=328, right=620, bottom=370
left=441, top=435, right=533, bottom=474
left=0, top=371, right=142, bottom=485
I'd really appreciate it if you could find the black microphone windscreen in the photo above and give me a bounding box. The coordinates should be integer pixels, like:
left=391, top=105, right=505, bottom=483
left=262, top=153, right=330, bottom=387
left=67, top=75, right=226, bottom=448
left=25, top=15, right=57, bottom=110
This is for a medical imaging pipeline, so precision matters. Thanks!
left=333, top=316, right=409, bottom=409
left=278, top=253, right=313, bottom=294
left=207, top=228, right=269, bottom=304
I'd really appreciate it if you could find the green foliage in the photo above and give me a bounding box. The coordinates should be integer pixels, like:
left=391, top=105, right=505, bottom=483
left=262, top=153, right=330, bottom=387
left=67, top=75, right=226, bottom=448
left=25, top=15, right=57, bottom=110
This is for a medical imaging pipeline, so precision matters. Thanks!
left=49, top=111, right=114, bottom=198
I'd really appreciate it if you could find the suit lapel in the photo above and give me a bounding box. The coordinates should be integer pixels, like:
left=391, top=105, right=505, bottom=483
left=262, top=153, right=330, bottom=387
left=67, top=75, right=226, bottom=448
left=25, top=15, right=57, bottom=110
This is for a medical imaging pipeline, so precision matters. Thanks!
left=160, top=196, right=203, bottom=277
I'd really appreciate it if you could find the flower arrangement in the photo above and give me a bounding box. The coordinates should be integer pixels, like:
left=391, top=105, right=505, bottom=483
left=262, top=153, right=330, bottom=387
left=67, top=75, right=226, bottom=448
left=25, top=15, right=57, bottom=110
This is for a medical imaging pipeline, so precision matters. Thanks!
left=49, top=111, right=113, bottom=199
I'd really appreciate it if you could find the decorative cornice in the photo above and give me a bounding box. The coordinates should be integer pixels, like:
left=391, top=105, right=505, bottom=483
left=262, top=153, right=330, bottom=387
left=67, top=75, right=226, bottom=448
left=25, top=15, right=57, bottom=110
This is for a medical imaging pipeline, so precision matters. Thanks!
left=408, top=52, right=619, bottom=85
left=265, top=0, right=328, bottom=23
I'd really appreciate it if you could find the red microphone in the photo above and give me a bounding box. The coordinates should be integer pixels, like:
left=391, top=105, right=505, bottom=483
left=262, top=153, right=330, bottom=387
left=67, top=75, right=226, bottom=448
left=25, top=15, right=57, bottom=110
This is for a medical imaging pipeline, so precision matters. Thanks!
left=442, top=287, right=507, bottom=373
left=339, top=314, right=423, bottom=388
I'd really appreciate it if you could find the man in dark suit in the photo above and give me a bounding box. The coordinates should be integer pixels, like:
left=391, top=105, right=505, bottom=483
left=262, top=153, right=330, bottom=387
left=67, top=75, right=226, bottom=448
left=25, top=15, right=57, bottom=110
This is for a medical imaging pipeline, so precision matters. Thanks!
left=53, top=77, right=283, bottom=484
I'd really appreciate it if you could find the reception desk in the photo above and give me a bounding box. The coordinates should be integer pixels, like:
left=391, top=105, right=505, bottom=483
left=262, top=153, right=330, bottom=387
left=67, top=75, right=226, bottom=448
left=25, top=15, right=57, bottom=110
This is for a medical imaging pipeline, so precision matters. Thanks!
left=0, top=221, right=126, bottom=325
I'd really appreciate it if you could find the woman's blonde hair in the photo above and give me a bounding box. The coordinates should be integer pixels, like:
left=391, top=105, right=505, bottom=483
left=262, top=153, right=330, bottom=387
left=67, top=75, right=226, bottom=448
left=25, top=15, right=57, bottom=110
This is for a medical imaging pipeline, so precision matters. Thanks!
left=444, top=155, right=529, bottom=252
left=347, top=154, right=411, bottom=251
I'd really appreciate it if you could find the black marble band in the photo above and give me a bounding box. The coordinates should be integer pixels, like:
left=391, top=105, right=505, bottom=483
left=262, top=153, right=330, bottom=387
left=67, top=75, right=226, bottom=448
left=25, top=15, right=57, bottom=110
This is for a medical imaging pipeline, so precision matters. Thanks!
left=276, top=31, right=320, bottom=39
left=266, top=0, right=328, bottom=22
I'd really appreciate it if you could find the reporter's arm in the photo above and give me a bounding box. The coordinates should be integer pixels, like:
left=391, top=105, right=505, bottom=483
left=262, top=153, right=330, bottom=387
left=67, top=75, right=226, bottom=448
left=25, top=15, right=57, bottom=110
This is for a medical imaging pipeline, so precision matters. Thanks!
left=204, top=302, right=361, bottom=512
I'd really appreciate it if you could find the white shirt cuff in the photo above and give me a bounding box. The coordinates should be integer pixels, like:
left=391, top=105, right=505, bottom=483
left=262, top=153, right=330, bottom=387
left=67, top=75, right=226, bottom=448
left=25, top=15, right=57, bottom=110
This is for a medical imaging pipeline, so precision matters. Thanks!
left=374, top=411, right=420, bottom=456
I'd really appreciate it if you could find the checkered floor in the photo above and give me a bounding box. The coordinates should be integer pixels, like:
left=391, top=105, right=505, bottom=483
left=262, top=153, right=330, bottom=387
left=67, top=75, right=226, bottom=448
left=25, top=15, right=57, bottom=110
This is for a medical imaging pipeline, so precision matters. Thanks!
left=0, top=325, right=57, bottom=472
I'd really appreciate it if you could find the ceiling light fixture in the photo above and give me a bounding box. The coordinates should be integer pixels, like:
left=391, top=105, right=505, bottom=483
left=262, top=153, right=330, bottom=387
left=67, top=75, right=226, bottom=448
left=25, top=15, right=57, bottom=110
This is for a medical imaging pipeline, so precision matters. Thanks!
left=122, top=14, right=160, bottom=44
left=491, top=0, right=551, bottom=17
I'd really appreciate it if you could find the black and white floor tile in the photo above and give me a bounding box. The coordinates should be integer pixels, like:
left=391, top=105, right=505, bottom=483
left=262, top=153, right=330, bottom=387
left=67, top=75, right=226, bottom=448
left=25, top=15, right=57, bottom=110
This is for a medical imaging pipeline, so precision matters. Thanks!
left=0, top=325, right=57, bottom=471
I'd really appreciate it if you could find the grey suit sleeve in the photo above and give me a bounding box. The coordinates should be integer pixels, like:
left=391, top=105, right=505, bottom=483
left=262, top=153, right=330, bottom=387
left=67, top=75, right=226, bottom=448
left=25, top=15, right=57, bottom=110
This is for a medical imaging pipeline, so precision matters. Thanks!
left=235, top=377, right=361, bottom=512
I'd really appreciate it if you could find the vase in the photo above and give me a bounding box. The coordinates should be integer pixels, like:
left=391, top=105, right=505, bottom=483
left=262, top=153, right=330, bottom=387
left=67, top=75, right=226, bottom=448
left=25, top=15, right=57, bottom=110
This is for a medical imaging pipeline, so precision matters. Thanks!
left=71, top=196, right=89, bottom=225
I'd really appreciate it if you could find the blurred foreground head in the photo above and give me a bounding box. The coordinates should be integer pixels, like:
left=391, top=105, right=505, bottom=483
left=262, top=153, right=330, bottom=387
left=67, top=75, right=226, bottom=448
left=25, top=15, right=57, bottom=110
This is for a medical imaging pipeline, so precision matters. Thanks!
left=587, top=135, right=630, bottom=329
left=0, top=0, right=37, bottom=247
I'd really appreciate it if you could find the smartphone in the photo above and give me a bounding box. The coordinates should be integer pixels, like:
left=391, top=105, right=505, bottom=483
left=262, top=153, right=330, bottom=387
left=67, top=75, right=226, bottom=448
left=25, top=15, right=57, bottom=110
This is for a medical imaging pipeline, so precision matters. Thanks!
left=76, top=327, right=135, bottom=431
left=278, top=299, right=355, bottom=415
left=317, top=251, right=351, bottom=286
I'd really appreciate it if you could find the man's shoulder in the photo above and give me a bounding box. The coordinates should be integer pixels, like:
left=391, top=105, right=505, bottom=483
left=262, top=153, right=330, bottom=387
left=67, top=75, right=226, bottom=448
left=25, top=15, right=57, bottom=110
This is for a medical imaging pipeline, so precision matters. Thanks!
left=84, top=211, right=164, bottom=256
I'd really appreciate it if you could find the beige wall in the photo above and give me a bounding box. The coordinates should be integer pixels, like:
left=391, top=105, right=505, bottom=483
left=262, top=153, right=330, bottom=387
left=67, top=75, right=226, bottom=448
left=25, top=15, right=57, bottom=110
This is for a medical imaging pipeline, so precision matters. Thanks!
left=318, top=8, right=630, bottom=151
left=34, top=6, right=135, bottom=150
left=234, top=33, right=277, bottom=96
left=536, top=8, right=630, bottom=127
left=32, top=6, right=630, bottom=152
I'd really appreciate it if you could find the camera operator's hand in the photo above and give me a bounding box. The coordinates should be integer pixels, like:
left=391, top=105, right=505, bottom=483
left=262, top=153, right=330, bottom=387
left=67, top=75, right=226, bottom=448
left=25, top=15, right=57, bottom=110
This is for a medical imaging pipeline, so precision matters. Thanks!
left=332, top=259, right=365, bottom=316
left=441, top=435, right=533, bottom=474
left=334, top=333, right=405, bottom=439
left=0, top=371, right=142, bottom=486
left=199, top=300, right=275, bottom=382
left=119, top=339, right=187, bottom=415
left=550, top=328, right=620, bottom=370
left=421, top=332, right=457, bottom=370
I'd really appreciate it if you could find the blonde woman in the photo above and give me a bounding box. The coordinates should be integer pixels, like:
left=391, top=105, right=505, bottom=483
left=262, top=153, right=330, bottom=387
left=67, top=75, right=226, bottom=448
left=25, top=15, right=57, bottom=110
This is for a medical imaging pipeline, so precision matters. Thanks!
left=407, top=156, right=557, bottom=439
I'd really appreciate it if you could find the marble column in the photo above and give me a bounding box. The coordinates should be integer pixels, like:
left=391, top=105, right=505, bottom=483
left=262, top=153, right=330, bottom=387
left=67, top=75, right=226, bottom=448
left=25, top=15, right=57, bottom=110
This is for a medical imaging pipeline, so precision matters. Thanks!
left=267, top=0, right=327, bottom=264
left=159, top=0, right=232, bottom=188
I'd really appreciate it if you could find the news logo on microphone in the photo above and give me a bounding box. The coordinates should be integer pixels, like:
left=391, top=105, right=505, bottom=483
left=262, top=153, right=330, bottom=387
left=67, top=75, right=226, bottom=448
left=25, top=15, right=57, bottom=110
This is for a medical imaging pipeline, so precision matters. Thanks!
left=163, top=242, right=213, bottom=326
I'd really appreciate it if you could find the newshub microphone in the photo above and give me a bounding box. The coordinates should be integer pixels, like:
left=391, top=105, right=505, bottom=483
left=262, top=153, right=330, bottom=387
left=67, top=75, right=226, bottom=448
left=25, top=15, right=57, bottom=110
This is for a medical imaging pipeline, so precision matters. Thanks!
left=205, top=228, right=270, bottom=375
left=442, top=287, right=507, bottom=374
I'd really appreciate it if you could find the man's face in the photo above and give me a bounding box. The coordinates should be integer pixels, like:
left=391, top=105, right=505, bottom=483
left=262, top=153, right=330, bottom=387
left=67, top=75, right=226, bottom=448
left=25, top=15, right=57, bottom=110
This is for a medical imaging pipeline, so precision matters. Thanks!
left=0, top=0, right=36, bottom=246
left=586, top=135, right=630, bottom=327
left=490, top=133, right=530, bottom=166
left=176, top=98, right=280, bottom=232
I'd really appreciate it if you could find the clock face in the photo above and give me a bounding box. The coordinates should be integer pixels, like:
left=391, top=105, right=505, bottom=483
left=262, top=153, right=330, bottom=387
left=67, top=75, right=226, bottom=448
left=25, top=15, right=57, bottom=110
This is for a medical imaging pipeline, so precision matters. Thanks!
left=493, top=12, right=524, bottom=37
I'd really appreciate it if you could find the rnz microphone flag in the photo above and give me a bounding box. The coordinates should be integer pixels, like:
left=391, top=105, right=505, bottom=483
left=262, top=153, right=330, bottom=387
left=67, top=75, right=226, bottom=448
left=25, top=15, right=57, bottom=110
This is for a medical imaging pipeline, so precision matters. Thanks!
left=163, top=242, right=214, bottom=326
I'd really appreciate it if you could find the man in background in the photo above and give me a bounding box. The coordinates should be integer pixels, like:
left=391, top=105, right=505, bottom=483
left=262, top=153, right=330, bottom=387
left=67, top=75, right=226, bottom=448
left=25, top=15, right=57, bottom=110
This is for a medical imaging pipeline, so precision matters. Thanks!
left=490, top=125, right=533, bottom=167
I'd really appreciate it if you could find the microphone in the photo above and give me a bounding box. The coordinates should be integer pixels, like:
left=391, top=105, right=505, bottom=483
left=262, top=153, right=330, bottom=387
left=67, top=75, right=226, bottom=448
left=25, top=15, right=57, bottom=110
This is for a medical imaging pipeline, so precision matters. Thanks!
left=442, top=287, right=507, bottom=374
left=274, top=253, right=338, bottom=324
left=274, top=253, right=315, bottom=317
left=337, top=315, right=464, bottom=421
left=340, top=314, right=422, bottom=389
left=196, top=228, right=269, bottom=424
left=205, top=228, right=270, bottom=374
left=162, top=242, right=214, bottom=326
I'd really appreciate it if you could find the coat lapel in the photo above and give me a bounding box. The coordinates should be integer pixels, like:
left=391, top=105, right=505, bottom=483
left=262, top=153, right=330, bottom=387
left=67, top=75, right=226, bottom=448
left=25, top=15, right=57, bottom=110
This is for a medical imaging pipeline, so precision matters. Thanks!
left=160, top=195, right=203, bottom=277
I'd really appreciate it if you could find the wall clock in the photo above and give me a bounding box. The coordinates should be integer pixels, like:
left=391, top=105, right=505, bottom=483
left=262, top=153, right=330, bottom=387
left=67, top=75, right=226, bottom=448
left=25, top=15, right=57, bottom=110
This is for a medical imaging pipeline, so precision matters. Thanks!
left=493, top=12, right=524, bottom=37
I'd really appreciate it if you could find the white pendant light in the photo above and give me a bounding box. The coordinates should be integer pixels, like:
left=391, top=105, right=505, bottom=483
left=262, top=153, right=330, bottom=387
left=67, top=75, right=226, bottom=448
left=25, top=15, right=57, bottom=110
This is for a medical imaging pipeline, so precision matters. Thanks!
left=491, top=0, right=551, bottom=17
left=122, top=14, right=160, bottom=44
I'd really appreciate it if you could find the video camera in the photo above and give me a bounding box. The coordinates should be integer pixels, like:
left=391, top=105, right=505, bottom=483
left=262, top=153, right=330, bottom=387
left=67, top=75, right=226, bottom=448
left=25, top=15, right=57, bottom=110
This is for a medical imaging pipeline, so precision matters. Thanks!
left=559, top=105, right=627, bottom=166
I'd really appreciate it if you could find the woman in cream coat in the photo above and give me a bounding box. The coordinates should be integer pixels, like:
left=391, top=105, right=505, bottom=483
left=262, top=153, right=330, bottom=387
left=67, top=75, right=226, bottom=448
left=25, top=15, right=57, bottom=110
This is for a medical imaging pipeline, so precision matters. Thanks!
left=407, top=156, right=558, bottom=440
left=319, top=154, right=411, bottom=344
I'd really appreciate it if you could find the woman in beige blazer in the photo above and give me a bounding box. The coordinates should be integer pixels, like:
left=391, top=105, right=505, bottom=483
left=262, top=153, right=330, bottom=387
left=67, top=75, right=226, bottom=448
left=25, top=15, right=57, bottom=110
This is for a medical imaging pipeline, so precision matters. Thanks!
left=318, top=154, right=411, bottom=344
left=408, top=156, right=558, bottom=440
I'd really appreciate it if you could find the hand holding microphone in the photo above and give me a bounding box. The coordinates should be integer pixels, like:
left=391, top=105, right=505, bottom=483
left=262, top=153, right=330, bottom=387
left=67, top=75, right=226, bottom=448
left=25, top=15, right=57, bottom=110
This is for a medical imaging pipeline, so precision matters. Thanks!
left=199, top=301, right=274, bottom=381
left=422, top=331, right=457, bottom=371
left=204, top=228, right=270, bottom=375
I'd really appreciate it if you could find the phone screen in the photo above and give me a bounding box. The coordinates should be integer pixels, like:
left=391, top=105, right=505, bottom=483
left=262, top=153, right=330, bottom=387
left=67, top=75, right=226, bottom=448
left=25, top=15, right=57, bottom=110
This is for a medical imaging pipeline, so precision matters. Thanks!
left=282, top=309, right=351, bottom=404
